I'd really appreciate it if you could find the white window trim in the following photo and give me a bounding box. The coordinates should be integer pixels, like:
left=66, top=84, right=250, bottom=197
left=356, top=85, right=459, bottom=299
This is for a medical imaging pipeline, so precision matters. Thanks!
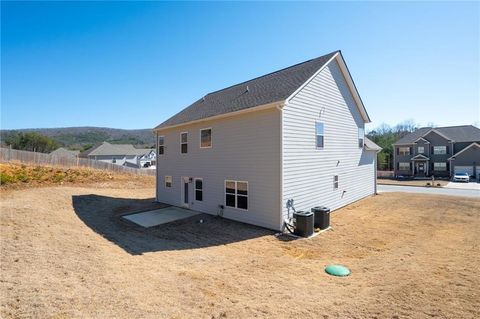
left=399, top=162, right=410, bottom=170
left=433, top=146, right=447, bottom=155
left=158, top=135, right=165, bottom=155
left=315, top=121, right=324, bottom=149
left=180, top=132, right=188, bottom=154
left=164, top=175, right=172, bottom=188
left=418, top=146, right=425, bottom=154
left=399, top=147, right=410, bottom=156
left=200, top=127, right=212, bottom=149
left=194, top=178, right=203, bottom=201
left=224, top=180, right=248, bottom=211
left=434, top=162, right=447, bottom=171
left=358, top=127, right=364, bottom=148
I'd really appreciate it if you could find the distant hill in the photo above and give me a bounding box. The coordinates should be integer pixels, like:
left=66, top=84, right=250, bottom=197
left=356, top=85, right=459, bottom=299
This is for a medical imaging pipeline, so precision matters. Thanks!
left=0, top=127, right=155, bottom=150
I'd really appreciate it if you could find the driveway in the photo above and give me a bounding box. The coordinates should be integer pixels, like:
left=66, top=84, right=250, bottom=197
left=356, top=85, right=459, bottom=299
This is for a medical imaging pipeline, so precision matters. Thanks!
left=378, top=184, right=480, bottom=198
left=445, top=182, right=480, bottom=190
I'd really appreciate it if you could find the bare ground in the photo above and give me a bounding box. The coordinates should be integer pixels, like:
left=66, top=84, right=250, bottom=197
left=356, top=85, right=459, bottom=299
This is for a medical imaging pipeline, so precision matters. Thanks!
left=1, top=185, right=479, bottom=319
left=377, top=179, right=448, bottom=187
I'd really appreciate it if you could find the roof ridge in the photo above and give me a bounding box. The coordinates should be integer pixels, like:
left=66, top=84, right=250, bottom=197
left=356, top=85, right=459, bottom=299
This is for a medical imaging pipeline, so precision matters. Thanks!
left=203, top=50, right=339, bottom=98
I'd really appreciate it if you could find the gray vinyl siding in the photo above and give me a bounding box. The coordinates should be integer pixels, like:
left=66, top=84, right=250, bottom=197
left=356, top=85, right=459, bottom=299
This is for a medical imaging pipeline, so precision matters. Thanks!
left=282, top=59, right=375, bottom=220
left=451, top=143, right=480, bottom=166
left=156, top=108, right=282, bottom=230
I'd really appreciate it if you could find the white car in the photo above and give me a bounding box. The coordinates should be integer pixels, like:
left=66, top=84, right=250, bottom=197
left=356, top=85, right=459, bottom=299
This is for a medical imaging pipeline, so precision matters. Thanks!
left=453, top=172, right=470, bottom=182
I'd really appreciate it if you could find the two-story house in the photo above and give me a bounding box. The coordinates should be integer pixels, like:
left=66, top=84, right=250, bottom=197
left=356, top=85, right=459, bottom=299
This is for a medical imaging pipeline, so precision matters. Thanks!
left=153, top=51, right=381, bottom=231
left=393, top=125, right=480, bottom=179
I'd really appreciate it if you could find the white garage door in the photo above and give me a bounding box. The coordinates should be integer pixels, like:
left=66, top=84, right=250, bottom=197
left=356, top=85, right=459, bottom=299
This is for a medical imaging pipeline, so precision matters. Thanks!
left=454, top=166, right=474, bottom=176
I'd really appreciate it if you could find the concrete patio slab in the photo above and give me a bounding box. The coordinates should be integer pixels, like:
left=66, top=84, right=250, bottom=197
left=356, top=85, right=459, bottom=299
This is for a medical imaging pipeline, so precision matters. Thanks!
left=123, top=206, right=200, bottom=228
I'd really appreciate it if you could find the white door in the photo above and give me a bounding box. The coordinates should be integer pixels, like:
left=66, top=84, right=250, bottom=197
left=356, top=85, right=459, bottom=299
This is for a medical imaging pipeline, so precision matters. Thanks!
left=181, top=177, right=190, bottom=208
left=454, top=166, right=474, bottom=176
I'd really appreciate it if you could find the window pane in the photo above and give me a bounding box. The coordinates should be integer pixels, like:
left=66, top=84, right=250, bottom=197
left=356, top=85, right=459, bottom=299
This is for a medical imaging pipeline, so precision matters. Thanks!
left=195, top=179, right=202, bottom=189
left=226, top=181, right=235, bottom=194
left=181, top=133, right=188, bottom=143
left=316, top=122, right=324, bottom=135
left=237, top=195, right=248, bottom=210
left=158, top=137, right=164, bottom=145
left=195, top=190, right=203, bottom=201
left=181, top=144, right=187, bottom=154
left=316, top=135, right=324, bottom=148
left=201, top=129, right=212, bottom=147
left=158, top=146, right=164, bottom=155
left=237, top=182, right=248, bottom=195
left=358, top=138, right=364, bottom=148
left=226, top=194, right=235, bottom=207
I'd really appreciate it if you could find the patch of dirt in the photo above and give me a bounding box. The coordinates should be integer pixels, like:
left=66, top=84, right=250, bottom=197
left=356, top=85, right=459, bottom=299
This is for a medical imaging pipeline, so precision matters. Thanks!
left=0, top=162, right=154, bottom=190
left=1, top=186, right=479, bottom=318
left=377, top=178, right=448, bottom=187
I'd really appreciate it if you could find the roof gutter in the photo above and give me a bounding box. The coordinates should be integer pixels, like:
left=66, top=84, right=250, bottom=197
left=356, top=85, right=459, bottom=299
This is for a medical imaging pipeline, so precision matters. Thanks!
left=153, top=100, right=285, bottom=132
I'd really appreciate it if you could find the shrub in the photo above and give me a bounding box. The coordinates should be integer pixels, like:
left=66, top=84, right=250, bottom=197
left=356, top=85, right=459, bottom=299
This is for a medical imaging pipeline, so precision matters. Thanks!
left=0, top=172, right=15, bottom=185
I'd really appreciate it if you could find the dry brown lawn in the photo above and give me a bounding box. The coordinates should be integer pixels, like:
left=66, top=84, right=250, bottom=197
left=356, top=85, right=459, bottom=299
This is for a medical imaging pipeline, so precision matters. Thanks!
left=377, top=178, right=448, bottom=187
left=1, top=183, right=479, bottom=318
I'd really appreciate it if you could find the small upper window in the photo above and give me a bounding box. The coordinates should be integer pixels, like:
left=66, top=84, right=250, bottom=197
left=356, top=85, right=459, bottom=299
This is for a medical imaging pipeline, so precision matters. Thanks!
left=164, top=176, right=172, bottom=188
left=158, top=136, right=165, bottom=155
left=433, top=146, right=446, bottom=155
left=181, top=132, right=188, bottom=154
left=333, top=175, right=339, bottom=190
left=315, top=122, right=324, bottom=148
left=358, top=128, right=364, bottom=148
left=195, top=178, right=203, bottom=201
left=200, top=128, right=212, bottom=148
left=418, top=146, right=424, bottom=154
left=398, top=147, right=410, bottom=156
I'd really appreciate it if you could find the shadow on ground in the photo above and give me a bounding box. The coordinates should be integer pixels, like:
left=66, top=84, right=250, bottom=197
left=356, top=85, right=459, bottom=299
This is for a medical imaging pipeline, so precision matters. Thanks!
left=72, top=194, right=273, bottom=255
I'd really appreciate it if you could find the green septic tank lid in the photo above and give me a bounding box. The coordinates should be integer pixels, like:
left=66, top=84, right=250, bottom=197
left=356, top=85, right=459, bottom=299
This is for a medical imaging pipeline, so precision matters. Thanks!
left=325, top=264, right=351, bottom=277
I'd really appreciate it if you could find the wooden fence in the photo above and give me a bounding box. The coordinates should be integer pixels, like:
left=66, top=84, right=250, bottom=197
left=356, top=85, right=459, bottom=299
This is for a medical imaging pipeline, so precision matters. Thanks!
left=0, top=148, right=156, bottom=176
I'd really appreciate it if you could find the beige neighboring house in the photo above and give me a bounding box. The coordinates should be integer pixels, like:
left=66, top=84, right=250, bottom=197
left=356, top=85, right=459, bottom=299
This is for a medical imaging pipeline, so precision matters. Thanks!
left=49, top=147, right=80, bottom=158
left=79, top=142, right=154, bottom=168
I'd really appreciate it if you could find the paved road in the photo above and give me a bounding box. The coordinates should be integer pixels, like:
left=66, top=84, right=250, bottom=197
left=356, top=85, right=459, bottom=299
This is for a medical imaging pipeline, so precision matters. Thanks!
left=378, top=184, right=480, bottom=198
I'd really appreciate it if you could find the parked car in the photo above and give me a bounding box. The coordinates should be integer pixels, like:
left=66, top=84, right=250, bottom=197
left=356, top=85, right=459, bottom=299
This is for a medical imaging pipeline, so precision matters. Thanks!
left=453, top=172, right=470, bottom=183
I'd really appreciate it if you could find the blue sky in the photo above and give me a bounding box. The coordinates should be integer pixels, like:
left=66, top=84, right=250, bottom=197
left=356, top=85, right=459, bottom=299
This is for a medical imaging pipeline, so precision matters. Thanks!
left=1, top=1, right=479, bottom=130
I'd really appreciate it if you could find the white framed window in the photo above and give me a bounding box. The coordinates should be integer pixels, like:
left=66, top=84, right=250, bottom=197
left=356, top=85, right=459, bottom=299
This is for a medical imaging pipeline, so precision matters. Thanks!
left=194, top=178, right=203, bottom=201
left=181, top=132, right=188, bottom=154
left=358, top=127, right=364, bottom=148
left=333, top=174, right=339, bottom=190
left=315, top=121, right=324, bottom=148
left=417, top=146, right=424, bottom=154
left=434, top=162, right=447, bottom=171
left=433, top=146, right=446, bottom=155
left=398, top=162, right=410, bottom=170
left=225, top=180, right=248, bottom=210
left=200, top=128, right=212, bottom=148
left=398, top=147, right=410, bottom=156
left=164, top=176, right=172, bottom=188
left=158, top=136, right=165, bottom=155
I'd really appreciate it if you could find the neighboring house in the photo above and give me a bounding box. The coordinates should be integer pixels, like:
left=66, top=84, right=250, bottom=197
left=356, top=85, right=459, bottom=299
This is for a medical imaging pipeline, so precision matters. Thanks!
left=153, top=50, right=381, bottom=231
left=79, top=142, right=154, bottom=168
left=393, top=125, right=480, bottom=179
left=139, top=150, right=156, bottom=168
left=49, top=147, right=79, bottom=158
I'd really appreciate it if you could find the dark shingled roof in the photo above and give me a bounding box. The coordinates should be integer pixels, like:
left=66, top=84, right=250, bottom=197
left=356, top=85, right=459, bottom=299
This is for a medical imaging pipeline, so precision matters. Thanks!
left=156, top=51, right=339, bottom=129
left=395, top=125, right=480, bottom=144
